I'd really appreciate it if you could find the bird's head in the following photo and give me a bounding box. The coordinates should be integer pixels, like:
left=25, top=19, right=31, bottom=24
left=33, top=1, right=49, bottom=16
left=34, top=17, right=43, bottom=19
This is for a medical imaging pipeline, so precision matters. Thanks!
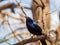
left=26, top=17, right=33, bottom=23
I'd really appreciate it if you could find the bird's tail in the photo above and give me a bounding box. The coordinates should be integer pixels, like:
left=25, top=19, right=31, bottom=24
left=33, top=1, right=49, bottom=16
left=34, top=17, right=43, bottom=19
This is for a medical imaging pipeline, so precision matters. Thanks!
left=40, top=39, right=47, bottom=45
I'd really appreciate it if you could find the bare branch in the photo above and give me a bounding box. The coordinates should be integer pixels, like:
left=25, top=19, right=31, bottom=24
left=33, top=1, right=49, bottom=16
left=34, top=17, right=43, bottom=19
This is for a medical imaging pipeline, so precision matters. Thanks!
left=7, top=18, right=20, bottom=42
left=0, top=3, right=31, bottom=12
left=0, top=3, right=16, bottom=12
left=13, top=35, right=46, bottom=45
left=0, top=32, right=30, bottom=43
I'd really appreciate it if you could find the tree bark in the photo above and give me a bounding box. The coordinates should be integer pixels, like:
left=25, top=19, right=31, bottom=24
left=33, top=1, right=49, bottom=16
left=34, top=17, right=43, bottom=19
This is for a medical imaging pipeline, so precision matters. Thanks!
left=31, top=0, right=50, bottom=45
left=31, top=0, right=50, bottom=33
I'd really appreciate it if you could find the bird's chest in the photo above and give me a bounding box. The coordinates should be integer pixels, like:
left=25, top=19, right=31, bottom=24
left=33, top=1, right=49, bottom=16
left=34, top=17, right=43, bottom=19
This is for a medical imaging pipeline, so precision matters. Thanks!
left=26, top=23, right=38, bottom=33
left=27, top=23, right=35, bottom=30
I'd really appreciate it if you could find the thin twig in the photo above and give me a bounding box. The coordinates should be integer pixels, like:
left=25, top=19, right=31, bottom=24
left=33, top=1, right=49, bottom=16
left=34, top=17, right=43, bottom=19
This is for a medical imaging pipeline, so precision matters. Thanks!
left=7, top=16, right=20, bottom=42
left=16, top=0, right=27, bottom=17
left=3, top=27, right=26, bottom=39
left=46, top=7, right=60, bottom=15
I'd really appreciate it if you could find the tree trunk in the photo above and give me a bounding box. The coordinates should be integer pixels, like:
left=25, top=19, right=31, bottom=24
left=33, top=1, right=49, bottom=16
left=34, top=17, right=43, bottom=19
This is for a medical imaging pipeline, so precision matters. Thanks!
left=31, top=0, right=50, bottom=45
left=31, top=0, right=50, bottom=33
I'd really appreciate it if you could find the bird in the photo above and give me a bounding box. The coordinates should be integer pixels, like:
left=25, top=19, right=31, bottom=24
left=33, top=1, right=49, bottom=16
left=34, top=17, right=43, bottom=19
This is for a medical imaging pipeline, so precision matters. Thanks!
left=26, top=17, right=47, bottom=45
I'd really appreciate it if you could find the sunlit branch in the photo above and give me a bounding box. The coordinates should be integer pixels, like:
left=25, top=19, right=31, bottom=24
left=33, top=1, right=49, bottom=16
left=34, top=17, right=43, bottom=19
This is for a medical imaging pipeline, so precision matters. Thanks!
left=7, top=17, right=20, bottom=42
left=13, top=35, right=46, bottom=45
left=40, top=0, right=45, bottom=9
left=0, top=32, right=30, bottom=43
left=3, top=27, right=27, bottom=39
left=0, top=12, right=24, bottom=20
left=46, top=7, right=60, bottom=15
left=13, top=35, right=52, bottom=45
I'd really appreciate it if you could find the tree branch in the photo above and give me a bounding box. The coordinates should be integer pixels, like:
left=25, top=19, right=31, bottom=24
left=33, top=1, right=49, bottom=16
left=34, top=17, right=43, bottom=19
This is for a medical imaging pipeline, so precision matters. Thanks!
left=13, top=35, right=47, bottom=45
left=0, top=3, right=31, bottom=12
left=0, top=3, right=16, bottom=10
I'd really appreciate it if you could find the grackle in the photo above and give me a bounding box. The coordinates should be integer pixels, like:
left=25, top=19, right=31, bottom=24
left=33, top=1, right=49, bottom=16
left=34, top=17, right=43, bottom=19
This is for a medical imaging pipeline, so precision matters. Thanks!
left=26, top=17, right=47, bottom=45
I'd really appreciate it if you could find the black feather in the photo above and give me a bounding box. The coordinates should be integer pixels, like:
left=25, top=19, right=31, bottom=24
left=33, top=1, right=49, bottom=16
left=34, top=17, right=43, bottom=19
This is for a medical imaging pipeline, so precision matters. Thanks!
left=26, top=17, right=42, bottom=35
left=40, top=39, right=47, bottom=45
left=26, top=17, right=47, bottom=45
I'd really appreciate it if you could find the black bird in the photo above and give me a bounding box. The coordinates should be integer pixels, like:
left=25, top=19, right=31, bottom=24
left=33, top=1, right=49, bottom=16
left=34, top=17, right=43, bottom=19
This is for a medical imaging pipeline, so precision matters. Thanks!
left=26, top=17, right=47, bottom=45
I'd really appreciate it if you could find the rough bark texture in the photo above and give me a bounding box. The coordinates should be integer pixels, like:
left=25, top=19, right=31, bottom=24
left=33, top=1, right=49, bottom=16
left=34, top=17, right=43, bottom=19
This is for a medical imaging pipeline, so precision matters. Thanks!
left=31, top=0, right=50, bottom=33
left=31, top=0, right=60, bottom=45
left=31, top=0, right=50, bottom=45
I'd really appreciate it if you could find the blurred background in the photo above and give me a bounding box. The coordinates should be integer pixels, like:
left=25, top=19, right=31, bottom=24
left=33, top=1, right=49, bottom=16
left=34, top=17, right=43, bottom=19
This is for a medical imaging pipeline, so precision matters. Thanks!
left=0, top=0, right=60, bottom=45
